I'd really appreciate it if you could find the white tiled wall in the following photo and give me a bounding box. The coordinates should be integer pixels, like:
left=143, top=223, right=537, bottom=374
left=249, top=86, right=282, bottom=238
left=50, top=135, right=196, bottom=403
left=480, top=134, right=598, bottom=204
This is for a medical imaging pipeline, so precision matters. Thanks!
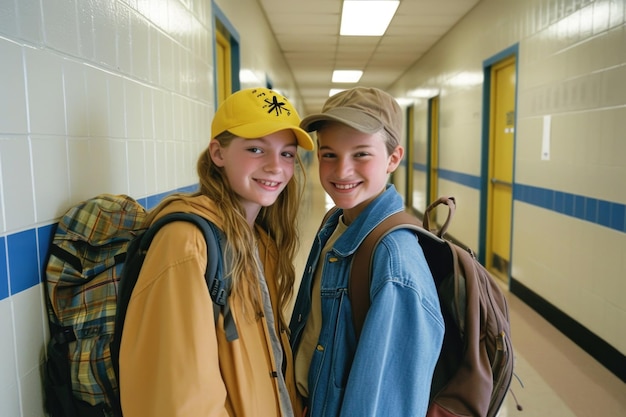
left=0, top=0, right=303, bottom=415
left=390, top=0, right=626, bottom=357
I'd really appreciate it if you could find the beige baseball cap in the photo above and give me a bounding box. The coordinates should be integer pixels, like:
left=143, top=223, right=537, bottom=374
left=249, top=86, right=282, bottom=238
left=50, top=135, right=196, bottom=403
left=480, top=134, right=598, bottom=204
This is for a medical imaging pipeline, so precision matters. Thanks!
left=299, top=87, right=402, bottom=143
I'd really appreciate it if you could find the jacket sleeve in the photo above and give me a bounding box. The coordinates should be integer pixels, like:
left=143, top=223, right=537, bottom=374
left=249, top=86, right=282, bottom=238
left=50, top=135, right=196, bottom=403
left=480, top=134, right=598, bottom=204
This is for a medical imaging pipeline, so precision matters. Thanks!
left=339, top=238, right=445, bottom=416
left=119, top=222, right=230, bottom=417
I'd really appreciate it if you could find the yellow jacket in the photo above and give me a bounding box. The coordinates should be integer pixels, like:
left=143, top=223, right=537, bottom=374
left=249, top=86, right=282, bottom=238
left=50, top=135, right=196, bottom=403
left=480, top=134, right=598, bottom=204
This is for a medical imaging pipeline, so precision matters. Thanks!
left=119, top=195, right=301, bottom=417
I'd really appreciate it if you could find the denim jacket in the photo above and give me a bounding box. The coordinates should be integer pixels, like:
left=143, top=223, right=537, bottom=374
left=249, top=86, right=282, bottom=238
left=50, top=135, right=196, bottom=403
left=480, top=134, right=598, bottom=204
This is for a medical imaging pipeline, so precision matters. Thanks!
left=290, top=185, right=445, bottom=417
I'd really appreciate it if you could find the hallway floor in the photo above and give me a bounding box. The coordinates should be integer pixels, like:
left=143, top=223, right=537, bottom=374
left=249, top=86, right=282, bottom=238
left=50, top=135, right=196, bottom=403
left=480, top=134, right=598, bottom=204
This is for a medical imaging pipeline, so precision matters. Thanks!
left=291, top=162, right=626, bottom=417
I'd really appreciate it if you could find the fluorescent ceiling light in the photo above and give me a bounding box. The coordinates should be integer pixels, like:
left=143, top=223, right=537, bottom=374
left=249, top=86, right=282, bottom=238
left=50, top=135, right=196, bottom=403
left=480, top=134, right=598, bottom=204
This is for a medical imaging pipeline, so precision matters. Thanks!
left=396, top=98, right=415, bottom=106
left=448, top=71, right=483, bottom=87
left=329, top=88, right=346, bottom=97
left=240, top=69, right=261, bottom=84
left=340, top=0, right=400, bottom=36
left=407, top=88, right=440, bottom=98
left=332, top=70, right=363, bottom=83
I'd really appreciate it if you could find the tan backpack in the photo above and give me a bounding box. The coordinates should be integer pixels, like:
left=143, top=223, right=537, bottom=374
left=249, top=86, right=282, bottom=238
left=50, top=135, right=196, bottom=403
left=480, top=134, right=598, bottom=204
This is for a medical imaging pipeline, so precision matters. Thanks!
left=347, top=196, right=515, bottom=417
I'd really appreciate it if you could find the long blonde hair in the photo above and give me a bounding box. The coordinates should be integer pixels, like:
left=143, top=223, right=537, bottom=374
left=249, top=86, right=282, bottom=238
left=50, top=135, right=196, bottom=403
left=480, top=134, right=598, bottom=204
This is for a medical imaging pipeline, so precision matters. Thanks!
left=186, top=131, right=304, bottom=327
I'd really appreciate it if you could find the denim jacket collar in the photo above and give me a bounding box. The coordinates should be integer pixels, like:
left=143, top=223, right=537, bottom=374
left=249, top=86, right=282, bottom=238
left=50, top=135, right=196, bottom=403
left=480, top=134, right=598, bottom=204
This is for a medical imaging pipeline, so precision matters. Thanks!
left=323, top=184, right=404, bottom=257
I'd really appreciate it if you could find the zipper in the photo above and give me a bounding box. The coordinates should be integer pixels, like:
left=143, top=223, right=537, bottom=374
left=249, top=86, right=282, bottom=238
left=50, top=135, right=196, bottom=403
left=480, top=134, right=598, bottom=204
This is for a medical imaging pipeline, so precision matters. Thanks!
left=487, top=331, right=513, bottom=417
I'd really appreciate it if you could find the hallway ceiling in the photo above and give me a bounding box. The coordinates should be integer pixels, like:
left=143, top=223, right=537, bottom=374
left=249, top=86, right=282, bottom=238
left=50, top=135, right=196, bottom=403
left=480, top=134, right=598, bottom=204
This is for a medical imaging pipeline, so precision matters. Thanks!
left=257, top=0, right=481, bottom=114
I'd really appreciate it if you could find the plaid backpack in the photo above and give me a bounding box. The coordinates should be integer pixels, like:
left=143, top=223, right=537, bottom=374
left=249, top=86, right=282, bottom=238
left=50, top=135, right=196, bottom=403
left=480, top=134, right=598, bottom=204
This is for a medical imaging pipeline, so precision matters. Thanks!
left=43, top=194, right=234, bottom=417
left=43, top=194, right=146, bottom=417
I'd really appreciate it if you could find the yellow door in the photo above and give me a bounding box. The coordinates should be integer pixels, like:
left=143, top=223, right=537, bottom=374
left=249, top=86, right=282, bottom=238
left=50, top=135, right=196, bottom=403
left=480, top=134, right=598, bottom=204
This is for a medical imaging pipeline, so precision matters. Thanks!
left=428, top=96, right=440, bottom=222
left=215, top=29, right=231, bottom=106
left=405, top=105, right=415, bottom=208
left=488, top=57, right=515, bottom=281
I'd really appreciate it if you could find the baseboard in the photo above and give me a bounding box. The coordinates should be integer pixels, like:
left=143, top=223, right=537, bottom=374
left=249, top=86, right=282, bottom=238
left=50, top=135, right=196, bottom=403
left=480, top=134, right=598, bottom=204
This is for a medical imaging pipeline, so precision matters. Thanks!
left=510, top=277, right=626, bottom=383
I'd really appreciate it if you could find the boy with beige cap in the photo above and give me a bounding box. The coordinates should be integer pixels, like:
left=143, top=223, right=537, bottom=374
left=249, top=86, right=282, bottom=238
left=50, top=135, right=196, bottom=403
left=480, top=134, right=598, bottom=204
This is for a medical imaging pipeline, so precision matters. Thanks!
left=290, top=87, right=444, bottom=416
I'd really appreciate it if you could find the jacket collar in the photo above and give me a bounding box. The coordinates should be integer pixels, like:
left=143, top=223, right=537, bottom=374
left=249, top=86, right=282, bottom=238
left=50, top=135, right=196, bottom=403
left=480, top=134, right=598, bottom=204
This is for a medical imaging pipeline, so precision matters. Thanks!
left=325, top=184, right=404, bottom=257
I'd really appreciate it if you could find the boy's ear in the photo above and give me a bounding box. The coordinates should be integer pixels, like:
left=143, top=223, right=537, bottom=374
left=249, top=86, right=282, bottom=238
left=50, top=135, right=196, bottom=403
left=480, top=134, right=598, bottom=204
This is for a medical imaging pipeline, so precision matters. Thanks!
left=209, top=141, right=225, bottom=167
left=387, top=145, right=404, bottom=173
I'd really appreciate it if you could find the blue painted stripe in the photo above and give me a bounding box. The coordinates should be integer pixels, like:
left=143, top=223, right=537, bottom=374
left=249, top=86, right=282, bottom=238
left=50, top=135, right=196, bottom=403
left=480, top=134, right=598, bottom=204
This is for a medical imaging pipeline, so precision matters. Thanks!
left=7, top=229, right=39, bottom=295
left=411, top=167, right=626, bottom=233
left=438, top=169, right=481, bottom=190
left=515, top=184, right=626, bottom=232
left=0, top=237, right=7, bottom=300
left=413, top=163, right=626, bottom=233
left=412, top=162, right=427, bottom=171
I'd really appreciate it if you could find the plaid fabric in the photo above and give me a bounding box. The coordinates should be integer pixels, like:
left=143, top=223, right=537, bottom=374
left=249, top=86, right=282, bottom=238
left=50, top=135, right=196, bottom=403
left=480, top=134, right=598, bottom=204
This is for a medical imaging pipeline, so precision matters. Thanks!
left=45, top=194, right=147, bottom=410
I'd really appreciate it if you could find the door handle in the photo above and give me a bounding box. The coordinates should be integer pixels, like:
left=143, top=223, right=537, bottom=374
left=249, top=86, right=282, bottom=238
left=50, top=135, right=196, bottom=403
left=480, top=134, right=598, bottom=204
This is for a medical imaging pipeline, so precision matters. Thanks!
left=491, top=178, right=512, bottom=187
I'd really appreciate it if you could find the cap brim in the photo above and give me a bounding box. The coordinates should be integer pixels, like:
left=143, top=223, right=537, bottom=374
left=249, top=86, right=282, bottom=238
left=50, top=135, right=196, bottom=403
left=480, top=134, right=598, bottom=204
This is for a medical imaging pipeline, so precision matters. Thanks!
left=229, top=122, right=314, bottom=150
left=300, top=107, right=383, bottom=134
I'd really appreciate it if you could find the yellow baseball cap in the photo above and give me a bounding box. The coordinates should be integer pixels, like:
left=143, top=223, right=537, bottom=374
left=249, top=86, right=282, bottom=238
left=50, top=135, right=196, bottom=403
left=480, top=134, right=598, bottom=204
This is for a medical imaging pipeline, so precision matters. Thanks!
left=211, top=87, right=314, bottom=150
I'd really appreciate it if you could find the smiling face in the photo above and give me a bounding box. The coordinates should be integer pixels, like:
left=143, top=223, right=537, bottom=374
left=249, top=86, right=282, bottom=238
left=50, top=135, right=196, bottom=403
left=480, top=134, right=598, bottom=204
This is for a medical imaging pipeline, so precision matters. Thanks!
left=317, top=122, right=404, bottom=224
left=209, top=130, right=298, bottom=224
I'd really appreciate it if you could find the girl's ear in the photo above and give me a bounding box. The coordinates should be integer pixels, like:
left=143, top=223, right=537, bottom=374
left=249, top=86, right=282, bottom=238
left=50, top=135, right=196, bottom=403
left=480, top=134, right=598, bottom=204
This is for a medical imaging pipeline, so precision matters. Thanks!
left=209, top=140, right=225, bottom=167
left=387, top=145, right=404, bottom=173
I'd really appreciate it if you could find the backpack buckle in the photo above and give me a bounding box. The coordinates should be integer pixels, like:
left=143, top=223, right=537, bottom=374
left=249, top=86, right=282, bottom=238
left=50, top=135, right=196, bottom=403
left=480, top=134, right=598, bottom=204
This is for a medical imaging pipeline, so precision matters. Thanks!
left=209, top=279, right=227, bottom=306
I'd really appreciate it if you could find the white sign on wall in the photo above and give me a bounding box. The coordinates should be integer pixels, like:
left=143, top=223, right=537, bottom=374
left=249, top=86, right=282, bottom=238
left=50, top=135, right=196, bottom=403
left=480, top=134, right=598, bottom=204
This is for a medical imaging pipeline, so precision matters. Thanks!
left=542, top=115, right=551, bottom=161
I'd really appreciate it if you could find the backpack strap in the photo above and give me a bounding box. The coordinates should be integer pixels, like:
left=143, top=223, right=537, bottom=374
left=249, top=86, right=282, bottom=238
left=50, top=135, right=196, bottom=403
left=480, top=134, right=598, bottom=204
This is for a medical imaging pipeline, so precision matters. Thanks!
left=319, top=207, right=340, bottom=230
left=147, top=213, right=238, bottom=341
left=422, top=196, right=456, bottom=238
left=349, top=211, right=422, bottom=339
